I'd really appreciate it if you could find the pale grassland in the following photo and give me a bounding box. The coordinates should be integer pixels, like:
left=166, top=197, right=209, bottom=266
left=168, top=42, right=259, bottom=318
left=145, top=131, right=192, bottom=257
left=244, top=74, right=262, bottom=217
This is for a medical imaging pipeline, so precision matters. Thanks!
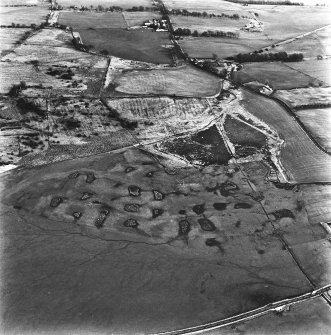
left=114, top=65, right=221, bottom=97
left=0, top=6, right=48, bottom=26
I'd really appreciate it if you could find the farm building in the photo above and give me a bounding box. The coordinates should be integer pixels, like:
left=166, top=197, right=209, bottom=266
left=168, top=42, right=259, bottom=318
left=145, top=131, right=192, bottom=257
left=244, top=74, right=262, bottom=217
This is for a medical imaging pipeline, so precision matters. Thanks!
left=242, top=19, right=263, bottom=32
left=144, top=19, right=168, bottom=31
left=72, top=31, right=82, bottom=44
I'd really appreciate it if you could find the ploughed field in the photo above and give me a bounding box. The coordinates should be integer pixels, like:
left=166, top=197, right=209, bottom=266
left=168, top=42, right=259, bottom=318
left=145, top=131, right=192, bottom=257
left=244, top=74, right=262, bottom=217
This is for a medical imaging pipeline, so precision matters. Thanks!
left=78, top=28, right=173, bottom=64
left=274, top=87, right=331, bottom=108
left=294, top=108, right=331, bottom=153
left=240, top=89, right=331, bottom=183
left=2, top=145, right=327, bottom=333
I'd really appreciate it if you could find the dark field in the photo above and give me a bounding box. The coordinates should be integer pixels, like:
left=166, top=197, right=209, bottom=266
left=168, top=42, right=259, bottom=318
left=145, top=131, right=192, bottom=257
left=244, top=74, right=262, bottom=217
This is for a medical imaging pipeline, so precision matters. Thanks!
left=79, top=28, right=173, bottom=64
left=58, top=11, right=128, bottom=29
left=156, top=125, right=231, bottom=166
left=224, top=116, right=267, bottom=157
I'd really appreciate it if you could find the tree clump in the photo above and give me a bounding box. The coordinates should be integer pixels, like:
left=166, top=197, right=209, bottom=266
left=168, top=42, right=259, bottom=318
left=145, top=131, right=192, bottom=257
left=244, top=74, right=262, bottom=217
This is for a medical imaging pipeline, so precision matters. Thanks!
left=228, top=51, right=303, bottom=63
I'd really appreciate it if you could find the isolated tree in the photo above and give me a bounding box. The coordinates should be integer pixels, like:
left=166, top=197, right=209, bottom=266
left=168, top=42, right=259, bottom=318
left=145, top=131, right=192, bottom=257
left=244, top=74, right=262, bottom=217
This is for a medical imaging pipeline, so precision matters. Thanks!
left=192, top=30, right=199, bottom=37
left=212, top=53, right=220, bottom=61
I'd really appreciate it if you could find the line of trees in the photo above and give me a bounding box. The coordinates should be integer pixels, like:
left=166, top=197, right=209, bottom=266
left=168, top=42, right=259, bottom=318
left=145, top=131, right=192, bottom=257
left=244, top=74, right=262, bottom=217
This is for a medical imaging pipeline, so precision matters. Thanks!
left=66, top=5, right=157, bottom=12
left=1, top=22, right=45, bottom=29
left=174, top=28, right=239, bottom=39
left=169, top=8, right=241, bottom=19
left=228, top=51, right=303, bottom=62
left=224, top=0, right=303, bottom=5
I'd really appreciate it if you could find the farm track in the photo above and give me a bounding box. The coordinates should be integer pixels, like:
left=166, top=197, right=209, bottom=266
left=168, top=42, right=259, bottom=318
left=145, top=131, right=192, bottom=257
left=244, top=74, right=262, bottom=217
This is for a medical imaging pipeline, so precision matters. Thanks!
left=258, top=24, right=331, bottom=53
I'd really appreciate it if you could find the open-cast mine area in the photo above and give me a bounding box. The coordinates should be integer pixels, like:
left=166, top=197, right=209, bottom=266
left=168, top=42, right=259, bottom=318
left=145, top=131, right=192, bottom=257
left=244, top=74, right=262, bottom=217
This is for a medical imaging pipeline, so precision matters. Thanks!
left=1, top=0, right=331, bottom=334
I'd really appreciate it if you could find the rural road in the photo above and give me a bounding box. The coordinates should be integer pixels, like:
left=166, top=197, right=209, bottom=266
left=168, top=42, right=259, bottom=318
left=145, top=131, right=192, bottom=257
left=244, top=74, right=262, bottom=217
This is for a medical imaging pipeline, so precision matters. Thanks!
left=151, top=285, right=331, bottom=335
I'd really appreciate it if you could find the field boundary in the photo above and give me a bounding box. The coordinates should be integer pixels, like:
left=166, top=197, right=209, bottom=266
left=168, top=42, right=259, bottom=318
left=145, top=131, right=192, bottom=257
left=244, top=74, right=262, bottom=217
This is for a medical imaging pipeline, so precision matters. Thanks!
left=241, top=85, right=331, bottom=156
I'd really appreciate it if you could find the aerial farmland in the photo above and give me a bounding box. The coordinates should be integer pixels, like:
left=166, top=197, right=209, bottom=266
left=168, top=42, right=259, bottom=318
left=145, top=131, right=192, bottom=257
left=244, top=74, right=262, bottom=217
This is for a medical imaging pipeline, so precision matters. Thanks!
left=0, top=0, right=330, bottom=334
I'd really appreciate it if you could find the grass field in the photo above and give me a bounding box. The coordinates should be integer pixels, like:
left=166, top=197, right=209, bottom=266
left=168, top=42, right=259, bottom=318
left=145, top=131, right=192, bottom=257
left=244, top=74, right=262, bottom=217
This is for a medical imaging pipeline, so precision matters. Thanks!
left=176, top=5, right=331, bottom=58
left=0, top=28, right=31, bottom=55
left=171, top=15, right=244, bottom=34
left=286, top=59, right=331, bottom=86
left=274, top=87, right=331, bottom=108
left=114, top=65, right=221, bottom=97
left=57, top=0, right=153, bottom=9
left=295, top=108, right=331, bottom=152
left=241, top=88, right=331, bottom=183
left=0, top=6, right=48, bottom=26
left=179, top=37, right=269, bottom=59
left=58, top=11, right=128, bottom=29
left=79, top=28, right=172, bottom=64
left=1, top=146, right=316, bottom=332
left=247, top=5, right=331, bottom=41
left=265, top=26, right=331, bottom=59
left=0, top=0, right=40, bottom=5
left=1, top=45, right=107, bottom=96
left=233, top=62, right=322, bottom=89
left=123, top=11, right=161, bottom=27
left=301, top=185, right=331, bottom=225
left=0, top=63, right=51, bottom=93
left=164, top=0, right=250, bottom=16
left=20, top=28, right=73, bottom=47
left=2, top=37, right=108, bottom=66
left=314, top=26, right=331, bottom=56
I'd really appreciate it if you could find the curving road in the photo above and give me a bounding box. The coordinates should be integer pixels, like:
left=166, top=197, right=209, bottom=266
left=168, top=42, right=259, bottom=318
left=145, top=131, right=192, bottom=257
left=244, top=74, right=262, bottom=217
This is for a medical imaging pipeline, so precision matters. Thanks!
left=151, top=285, right=331, bottom=335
